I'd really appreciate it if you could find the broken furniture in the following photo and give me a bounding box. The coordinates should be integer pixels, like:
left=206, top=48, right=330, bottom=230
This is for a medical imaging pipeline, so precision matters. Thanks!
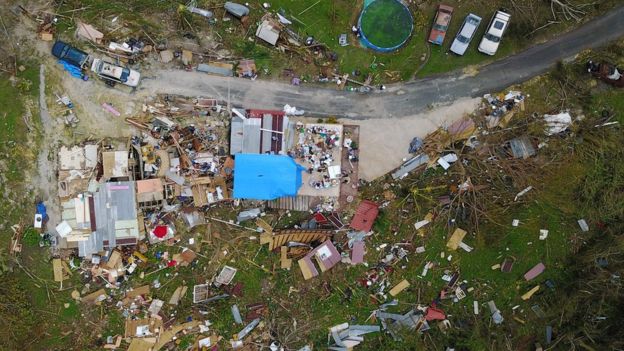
left=298, top=240, right=341, bottom=280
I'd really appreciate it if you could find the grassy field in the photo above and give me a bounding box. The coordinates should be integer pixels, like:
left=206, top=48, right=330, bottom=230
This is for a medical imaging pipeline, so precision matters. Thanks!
left=0, top=63, right=48, bottom=348
left=53, top=0, right=621, bottom=83
left=0, top=63, right=40, bottom=233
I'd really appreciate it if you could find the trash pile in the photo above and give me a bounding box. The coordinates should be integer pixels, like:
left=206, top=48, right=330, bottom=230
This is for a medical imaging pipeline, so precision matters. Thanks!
left=292, top=124, right=343, bottom=188
left=393, top=89, right=579, bottom=201
left=482, top=90, right=526, bottom=129
left=58, top=246, right=276, bottom=350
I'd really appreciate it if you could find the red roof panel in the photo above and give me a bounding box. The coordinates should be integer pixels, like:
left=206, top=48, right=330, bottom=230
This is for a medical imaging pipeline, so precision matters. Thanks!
left=350, top=200, right=379, bottom=232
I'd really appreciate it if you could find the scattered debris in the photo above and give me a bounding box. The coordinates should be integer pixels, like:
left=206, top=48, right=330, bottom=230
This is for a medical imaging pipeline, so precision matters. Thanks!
left=524, top=263, right=546, bottom=281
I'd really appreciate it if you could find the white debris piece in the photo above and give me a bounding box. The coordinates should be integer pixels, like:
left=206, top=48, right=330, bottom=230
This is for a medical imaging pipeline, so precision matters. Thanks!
left=414, top=219, right=430, bottom=230
left=437, top=157, right=451, bottom=170
left=442, top=153, right=458, bottom=163
left=539, top=229, right=549, bottom=240
left=544, top=112, right=572, bottom=135
left=277, top=13, right=292, bottom=25
left=514, top=186, right=533, bottom=201
left=578, top=219, right=589, bottom=232
left=458, top=241, right=474, bottom=252
left=421, top=261, right=432, bottom=276
left=437, top=153, right=458, bottom=170
left=283, top=104, right=305, bottom=115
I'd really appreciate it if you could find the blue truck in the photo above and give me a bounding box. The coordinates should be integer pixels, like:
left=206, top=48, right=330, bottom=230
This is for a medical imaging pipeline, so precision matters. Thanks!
left=51, top=41, right=89, bottom=68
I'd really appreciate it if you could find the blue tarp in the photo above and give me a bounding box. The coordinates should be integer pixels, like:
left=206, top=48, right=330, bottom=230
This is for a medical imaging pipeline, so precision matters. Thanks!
left=59, top=60, right=83, bottom=79
left=36, top=201, right=49, bottom=221
left=233, top=154, right=305, bottom=200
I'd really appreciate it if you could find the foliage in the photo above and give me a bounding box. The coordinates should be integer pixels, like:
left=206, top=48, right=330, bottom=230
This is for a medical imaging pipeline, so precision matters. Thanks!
left=22, top=228, right=41, bottom=247
left=553, top=233, right=624, bottom=350
left=0, top=273, right=38, bottom=349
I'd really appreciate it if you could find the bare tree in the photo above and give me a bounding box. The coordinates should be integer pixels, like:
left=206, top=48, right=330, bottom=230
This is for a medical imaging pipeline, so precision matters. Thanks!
left=550, top=0, right=593, bottom=22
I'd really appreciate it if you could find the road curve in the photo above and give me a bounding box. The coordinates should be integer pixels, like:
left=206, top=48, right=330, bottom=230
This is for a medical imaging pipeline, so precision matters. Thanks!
left=141, top=5, right=624, bottom=119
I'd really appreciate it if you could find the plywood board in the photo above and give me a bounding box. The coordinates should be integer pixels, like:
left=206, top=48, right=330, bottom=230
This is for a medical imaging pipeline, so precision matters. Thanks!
left=446, top=228, right=467, bottom=251
left=389, top=279, right=410, bottom=297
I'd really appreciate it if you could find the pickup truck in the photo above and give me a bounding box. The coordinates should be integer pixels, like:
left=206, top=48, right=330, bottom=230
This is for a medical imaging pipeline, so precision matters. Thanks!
left=91, top=58, right=141, bottom=87
left=51, top=41, right=89, bottom=68
left=428, top=4, right=454, bottom=45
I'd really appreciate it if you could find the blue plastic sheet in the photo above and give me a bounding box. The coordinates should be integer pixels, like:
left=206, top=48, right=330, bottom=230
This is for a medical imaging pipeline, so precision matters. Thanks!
left=233, top=154, right=305, bottom=200
left=59, top=60, right=83, bottom=79
left=36, top=201, right=49, bottom=221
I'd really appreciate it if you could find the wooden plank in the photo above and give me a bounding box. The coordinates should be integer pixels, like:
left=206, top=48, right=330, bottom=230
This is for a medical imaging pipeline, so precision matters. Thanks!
left=106, top=250, right=122, bottom=269
left=446, top=228, right=467, bottom=251
left=153, top=321, right=201, bottom=350
left=298, top=259, right=315, bottom=280
left=256, top=218, right=273, bottom=234
left=169, top=285, right=187, bottom=305
left=52, top=258, right=65, bottom=282
left=389, top=279, right=410, bottom=297
left=521, top=285, right=540, bottom=300
left=82, top=289, right=107, bottom=304
left=127, top=337, right=157, bottom=351
left=127, top=285, right=150, bottom=299
left=280, top=246, right=292, bottom=270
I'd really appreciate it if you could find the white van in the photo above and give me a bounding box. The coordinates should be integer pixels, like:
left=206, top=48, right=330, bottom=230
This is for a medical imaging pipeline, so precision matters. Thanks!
left=478, top=11, right=511, bottom=56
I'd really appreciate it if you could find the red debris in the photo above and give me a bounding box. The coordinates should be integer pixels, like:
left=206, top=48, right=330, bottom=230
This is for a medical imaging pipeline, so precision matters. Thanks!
left=425, top=307, right=446, bottom=321
left=153, top=225, right=168, bottom=238
left=350, top=200, right=379, bottom=232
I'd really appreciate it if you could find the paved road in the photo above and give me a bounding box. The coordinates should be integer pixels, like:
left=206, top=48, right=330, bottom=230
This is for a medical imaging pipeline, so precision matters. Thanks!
left=142, top=5, right=624, bottom=119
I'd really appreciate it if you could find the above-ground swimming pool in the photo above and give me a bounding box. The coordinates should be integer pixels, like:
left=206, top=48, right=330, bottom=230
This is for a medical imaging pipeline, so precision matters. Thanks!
left=358, top=0, right=414, bottom=52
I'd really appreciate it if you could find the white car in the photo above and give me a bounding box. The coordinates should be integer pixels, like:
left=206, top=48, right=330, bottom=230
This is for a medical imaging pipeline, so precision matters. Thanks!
left=91, top=58, right=141, bottom=87
left=450, top=13, right=482, bottom=56
left=478, top=11, right=511, bottom=56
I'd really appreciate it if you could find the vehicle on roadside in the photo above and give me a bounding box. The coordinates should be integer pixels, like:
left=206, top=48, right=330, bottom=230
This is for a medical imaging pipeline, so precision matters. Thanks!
left=587, top=60, right=624, bottom=87
left=90, top=58, right=141, bottom=88
left=450, top=13, right=482, bottom=55
left=428, top=4, right=454, bottom=45
left=51, top=40, right=89, bottom=68
left=478, top=10, right=511, bottom=55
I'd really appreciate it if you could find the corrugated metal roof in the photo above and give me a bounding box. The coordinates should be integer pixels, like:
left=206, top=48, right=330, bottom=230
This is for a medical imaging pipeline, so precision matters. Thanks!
left=231, top=111, right=291, bottom=156
left=94, top=181, right=139, bottom=250
left=230, top=115, right=245, bottom=155
left=509, top=136, right=536, bottom=159
left=242, top=118, right=261, bottom=154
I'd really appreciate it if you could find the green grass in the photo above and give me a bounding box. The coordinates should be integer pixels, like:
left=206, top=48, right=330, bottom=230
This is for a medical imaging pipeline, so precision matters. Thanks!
left=360, top=0, right=413, bottom=49
left=218, top=0, right=426, bottom=82
left=0, top=63, right=40, bottom=235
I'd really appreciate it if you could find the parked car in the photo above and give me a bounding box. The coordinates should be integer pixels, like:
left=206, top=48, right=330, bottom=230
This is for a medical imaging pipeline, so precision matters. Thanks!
left=51, top=40, right=89, bottom=68
left=91, top=58, right=141, bottom=87
left=587, top=60, right=624, bottom=87
left=478, top=10, right=511, bottom=55
left=428, top=4, right=454, bottom=45
left=450, top=13, right=482, bottom=55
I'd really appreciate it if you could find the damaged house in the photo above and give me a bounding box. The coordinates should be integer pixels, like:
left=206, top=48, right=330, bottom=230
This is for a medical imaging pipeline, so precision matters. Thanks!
left=229, top=109, right=294, bottom=155
left=56, top=145, right=142, bottom=257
